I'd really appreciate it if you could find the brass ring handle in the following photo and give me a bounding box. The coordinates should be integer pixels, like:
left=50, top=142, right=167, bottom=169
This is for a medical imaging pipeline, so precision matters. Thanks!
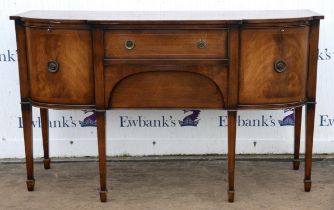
left=274, top=59, right=287, bottom=73
left=47, top=60, right=59, bottom=73
left=197, top=40, right=206, bottom=49
left=125, top=40, right=135, bottom=50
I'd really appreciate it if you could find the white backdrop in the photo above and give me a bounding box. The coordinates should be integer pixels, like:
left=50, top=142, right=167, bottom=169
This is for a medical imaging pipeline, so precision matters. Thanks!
left=0, top=0, right=333, bottom=158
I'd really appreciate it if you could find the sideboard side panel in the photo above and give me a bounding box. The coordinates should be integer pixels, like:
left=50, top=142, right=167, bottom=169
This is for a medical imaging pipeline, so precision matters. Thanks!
left=14, top=20, right=30, bottom=101
left=227, top=26, right=240, bottom=109
left=306, top=20, right=320, bottom=102
left=92, top=27, right=105, bottom=110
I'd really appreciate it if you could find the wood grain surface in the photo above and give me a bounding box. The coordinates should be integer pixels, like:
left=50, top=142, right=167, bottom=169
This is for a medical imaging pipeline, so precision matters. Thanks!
left=239, top=26, right=309, bottom=105
left=26, top=27, right=95, bottom=105
left=105, top=30, right=227, bottom=59
left=104, top=60, right=227, bottom=108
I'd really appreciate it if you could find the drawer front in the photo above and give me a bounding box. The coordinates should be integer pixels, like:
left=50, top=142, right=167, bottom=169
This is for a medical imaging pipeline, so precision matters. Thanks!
left=26, top=27, right=94, bottom=105
left=104, top=30, right=227, bottom=59
left=238, top=26, right=309, bottom=105
left=104, top=60, right=227, bottom=108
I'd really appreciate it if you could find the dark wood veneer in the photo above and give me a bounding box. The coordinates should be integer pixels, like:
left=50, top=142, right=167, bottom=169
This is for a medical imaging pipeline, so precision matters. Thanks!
left=10, top=10, right=323, bottom=203
left=239, top=25, right=309, bottom=105
left=26, top=27, right=95, bottom=105
left=104, top=29, right=228, bottom=59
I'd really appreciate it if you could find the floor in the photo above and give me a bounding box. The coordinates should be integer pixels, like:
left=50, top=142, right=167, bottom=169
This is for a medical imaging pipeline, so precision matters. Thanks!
left=0, top=157, right=333, bottom=210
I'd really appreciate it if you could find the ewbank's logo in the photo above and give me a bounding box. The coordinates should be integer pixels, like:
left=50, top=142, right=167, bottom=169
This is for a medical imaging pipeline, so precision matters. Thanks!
left=178, top=110, right=201, bottom=127
left=318, top=48, right=332, bottom=60
left=79, top=111, right=97, bottom=127
left=278, top=109, right=294, bottom=126
left=0, top=49, right=16, bottom=62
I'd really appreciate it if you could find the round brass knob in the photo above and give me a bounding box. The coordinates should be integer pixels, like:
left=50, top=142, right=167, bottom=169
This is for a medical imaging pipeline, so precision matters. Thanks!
left=47, top=60, right=59, bottom=73
left=274, top=59, right=287, bottom=73
left=197, top=40, right=206, bottom=49
left=125, top=40, right=135, bottom=50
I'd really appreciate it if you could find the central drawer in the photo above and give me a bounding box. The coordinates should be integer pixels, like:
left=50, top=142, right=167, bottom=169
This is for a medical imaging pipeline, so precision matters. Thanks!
left=104, top=30, right=227, bottom=59
left=104, top=60, right=227, bottom=109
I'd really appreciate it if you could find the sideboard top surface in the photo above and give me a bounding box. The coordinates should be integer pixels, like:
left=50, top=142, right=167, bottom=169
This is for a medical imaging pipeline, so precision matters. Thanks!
left=10, top=10, right=324, bottom=24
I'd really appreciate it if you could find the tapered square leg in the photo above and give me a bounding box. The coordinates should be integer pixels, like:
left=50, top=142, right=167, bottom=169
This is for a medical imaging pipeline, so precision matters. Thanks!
left=21, top=102, right=35, bottom=191
left=293, top=107, right=302, bottom=170
left=40, top=108, right=50, bottom=169
left=26, top=179, right=35, bottom=191
left=96, top=111, right=107, bottom=202
left=100, top=190, right=108, bottom=202
left=227, top=111, right=237, bottom=202
left=304, top=103, right=315, bottom=192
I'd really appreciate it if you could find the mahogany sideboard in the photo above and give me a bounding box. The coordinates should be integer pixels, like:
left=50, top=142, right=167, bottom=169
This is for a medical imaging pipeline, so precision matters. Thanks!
left=10, top=10, right=324, bottom=203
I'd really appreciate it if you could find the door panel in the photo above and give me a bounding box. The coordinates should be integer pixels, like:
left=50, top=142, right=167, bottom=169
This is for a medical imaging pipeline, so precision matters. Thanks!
left=239, top=26, right=309, bottom=105
left=26, top=27, right=94, bottom=105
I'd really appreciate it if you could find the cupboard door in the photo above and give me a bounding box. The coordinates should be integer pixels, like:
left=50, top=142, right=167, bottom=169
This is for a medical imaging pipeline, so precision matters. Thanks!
left=239, top=26, right=309, bottom=105
left=26, top=27, right=94, bottom=105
